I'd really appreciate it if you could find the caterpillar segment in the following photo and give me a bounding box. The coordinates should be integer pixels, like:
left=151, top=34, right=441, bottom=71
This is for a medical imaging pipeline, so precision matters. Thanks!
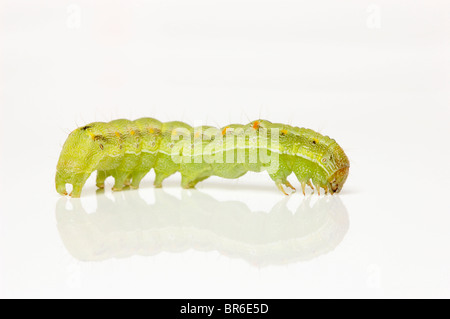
left=56, top=118, right=349, bottom=198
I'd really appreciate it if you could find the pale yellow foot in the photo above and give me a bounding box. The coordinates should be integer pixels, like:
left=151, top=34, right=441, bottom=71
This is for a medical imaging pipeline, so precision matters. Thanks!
left=301, top=182, right=306, bottom=195
left=307, top=180, right=314, bottom=194
left=276, top=182, right=289, bottom=196
left=284, top=180, right=296, bottom=192
left=316, top=185, right=321, bottom=195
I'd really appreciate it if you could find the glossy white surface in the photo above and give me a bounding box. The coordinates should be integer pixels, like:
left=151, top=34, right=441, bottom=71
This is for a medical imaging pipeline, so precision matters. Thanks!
left=1, top=0, right=449, bottom=298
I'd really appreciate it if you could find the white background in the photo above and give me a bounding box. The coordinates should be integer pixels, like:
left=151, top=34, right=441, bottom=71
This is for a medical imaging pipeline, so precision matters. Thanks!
left=0, top=0, right=449, bottom=299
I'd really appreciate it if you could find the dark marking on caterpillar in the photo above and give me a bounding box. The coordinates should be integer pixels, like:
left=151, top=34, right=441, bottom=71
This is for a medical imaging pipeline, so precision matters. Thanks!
left=94, top=135, right=107, bottom=142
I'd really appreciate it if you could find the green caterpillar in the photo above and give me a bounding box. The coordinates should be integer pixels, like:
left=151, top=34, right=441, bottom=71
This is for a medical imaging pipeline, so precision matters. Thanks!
left=56, top=118, right=349, bottom=198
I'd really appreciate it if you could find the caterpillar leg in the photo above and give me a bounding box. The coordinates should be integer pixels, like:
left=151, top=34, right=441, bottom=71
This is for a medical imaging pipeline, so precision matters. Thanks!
left=268, top=166, right=295, bottom=195
left=154, top=169, right=176, bottom=188
left=181, top=176, right=195, bottom=189
left=181, top=175, right=209, bottom=189
left=284, top=180, right=296, bottom=192
left=70, top=173, right=91, bottom=198
left=314, top=182, right=321, bottom=195
left=56, top=176, right=68, bottom=196
left=191, top=176, right=210, bottom=187
left=96, top=170, right=110, bottom=189
left=112, top=170, right=132, bottom=191
left=298, top=180, right=314, bottom=195
left=313, top=180, right=329, bottom=196
left=124, top=174, right=132, bottom=187
left=130, top=170, right=150, bottom=189
left=276, top=182, right=289, bottom=196
left=274, top=179, right=296, bottom=195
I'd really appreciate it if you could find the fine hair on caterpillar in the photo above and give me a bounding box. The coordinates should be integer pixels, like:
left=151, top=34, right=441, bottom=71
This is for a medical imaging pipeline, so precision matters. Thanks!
left=56, top=118, right=350, bottom=197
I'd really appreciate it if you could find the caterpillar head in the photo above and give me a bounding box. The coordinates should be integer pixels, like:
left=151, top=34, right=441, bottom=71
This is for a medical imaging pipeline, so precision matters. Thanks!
left=326, top=145, right=350, bottom=194
left=56, top=124, right=106, bottom=195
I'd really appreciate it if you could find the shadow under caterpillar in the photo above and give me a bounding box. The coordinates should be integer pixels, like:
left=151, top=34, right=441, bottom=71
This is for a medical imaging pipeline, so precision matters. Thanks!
left=55, top=189, right=349, bottom=266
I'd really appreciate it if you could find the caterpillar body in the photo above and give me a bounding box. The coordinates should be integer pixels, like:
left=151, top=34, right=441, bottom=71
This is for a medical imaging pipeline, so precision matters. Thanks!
left=56, top=118, right=349, bottom=198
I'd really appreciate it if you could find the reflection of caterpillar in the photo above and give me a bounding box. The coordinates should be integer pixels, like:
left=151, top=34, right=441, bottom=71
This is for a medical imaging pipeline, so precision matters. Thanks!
left=55, top=189, right=349, bottom=265
left=56, top=118, right=349, bottom=197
